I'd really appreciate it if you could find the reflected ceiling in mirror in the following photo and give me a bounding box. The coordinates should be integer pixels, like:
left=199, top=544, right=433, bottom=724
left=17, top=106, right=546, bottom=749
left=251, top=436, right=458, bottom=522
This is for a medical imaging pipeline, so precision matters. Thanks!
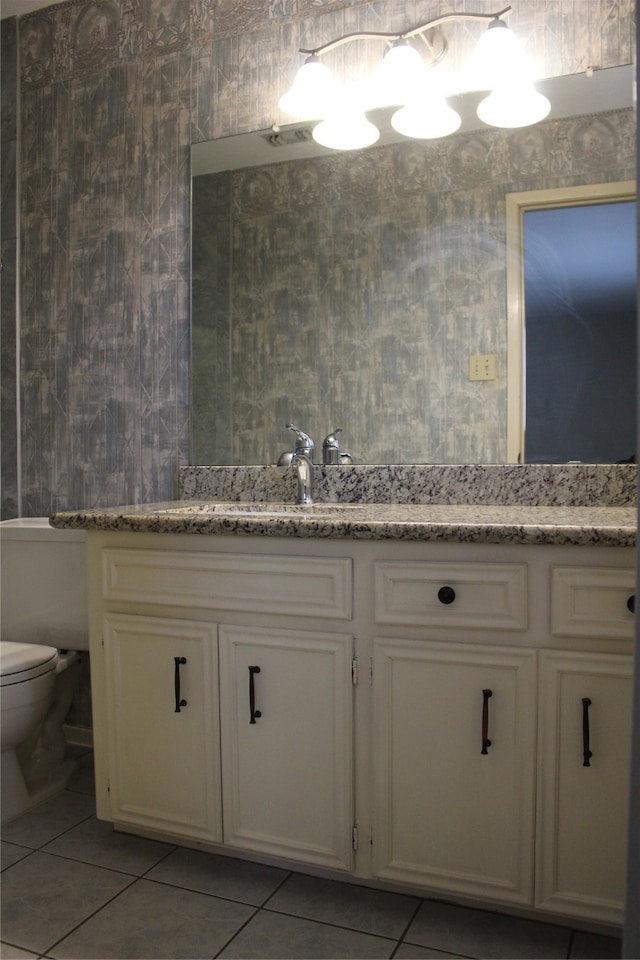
left=191, top=67, right=635, bottom=466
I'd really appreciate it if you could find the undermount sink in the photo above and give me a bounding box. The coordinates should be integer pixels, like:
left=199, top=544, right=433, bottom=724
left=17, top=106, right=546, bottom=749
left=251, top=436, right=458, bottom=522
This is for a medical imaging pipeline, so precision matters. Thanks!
left=161, top=501, right=364, bottom=519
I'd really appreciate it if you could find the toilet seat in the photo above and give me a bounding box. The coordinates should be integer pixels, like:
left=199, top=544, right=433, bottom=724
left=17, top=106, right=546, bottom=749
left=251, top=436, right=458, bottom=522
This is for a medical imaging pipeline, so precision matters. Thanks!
left=0, top=642, right=58, bottom=687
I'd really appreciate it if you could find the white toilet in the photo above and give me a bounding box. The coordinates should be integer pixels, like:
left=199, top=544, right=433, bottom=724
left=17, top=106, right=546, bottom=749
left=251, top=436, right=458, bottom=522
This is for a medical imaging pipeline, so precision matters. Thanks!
left=1, top=518, right=89, bottom=823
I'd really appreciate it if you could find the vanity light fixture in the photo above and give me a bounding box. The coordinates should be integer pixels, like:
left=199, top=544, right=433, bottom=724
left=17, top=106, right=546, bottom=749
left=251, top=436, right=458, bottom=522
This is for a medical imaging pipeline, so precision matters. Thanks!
left=278, top=5, right=551, bottom=150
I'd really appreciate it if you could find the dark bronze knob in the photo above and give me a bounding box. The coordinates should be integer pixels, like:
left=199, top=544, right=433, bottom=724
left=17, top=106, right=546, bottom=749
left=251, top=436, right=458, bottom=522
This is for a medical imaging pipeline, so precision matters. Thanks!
left=438, top=586, right=456, bottom=605
left=627, top=594, right=635, bottom=614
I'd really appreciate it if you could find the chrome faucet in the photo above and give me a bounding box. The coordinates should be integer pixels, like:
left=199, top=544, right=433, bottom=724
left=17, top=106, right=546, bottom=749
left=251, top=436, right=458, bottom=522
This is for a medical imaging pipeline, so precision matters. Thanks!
left=291, top=452, right=314, bottom=505
left=286, top=422, right=315, bottom=461
left=322, top=428, right=342, bottom=464
left=284, top=424, right=315, bottom=505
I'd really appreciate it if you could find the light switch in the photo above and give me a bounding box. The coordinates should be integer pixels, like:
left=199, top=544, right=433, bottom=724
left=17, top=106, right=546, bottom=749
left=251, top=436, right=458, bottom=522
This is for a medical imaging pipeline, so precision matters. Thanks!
left=469, top=354, right=496, bottom=381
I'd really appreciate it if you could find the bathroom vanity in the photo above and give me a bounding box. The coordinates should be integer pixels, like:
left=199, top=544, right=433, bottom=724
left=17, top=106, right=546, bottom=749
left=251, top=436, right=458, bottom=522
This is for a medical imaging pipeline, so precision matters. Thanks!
left=52, top=465, right=637, bottom=930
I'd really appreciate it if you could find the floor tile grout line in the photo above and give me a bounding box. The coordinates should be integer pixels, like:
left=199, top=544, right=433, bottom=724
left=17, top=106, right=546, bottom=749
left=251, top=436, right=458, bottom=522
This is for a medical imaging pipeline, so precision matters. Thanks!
left=258, top=903, right=410, bottom=945
left=1, top=838, right=35, bottom=854
left=258, top=868, right=294, bottom=904
left=138, top=870, right=296, bottom=910
left=258, top=867, right=294, bottom=906
left=20, top=873, right=141, bottom=959
left=7, top=806, right=98, bottom=853
left=136, top=841, right=180, bottom=878
left=1, top=840, right=36, bottom=870
left=1, top=845, right=39, bottom=877
left=389, top=898, right=425, bottom=958
left=0, top=934, right=43, bottom=957
left=211, top=903, right=262, bottom=959
left=11, top=845, right=167, bottom=882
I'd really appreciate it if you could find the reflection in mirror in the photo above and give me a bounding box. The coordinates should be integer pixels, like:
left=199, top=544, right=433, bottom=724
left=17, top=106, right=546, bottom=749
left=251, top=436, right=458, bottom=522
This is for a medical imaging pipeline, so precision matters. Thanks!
left=506, top=182, right=637, bottom=464
left=191, top=67, right=635, bottom=466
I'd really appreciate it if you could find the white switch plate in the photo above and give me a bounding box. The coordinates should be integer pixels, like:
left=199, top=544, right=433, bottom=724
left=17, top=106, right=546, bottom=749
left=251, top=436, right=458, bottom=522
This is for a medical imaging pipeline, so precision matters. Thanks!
left=469, top=354, right=496, bottom=381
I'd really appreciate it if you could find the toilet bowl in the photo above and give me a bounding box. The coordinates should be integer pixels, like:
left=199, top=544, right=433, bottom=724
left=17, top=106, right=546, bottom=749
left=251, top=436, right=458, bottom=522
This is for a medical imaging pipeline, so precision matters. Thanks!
left=1, top=641, right=81, bottom=821
left=0, top=519, right=89, bottom=823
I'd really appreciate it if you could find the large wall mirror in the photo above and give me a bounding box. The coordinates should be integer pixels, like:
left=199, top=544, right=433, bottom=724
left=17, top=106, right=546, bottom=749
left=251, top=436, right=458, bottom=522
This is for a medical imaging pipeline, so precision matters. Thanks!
left=191, top=66, right=635, bottom=466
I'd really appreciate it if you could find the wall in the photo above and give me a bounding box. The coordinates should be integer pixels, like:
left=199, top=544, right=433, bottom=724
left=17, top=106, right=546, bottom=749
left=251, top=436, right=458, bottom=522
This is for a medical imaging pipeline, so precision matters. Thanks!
left=3, top=0, right=636, bottom=513
left=1, top=17, right=18, bottom=519
left=193, top=108, right=635, bottom=466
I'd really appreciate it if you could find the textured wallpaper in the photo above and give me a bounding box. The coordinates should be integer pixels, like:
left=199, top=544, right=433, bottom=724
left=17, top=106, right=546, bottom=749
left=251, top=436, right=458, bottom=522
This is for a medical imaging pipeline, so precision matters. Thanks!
left=1, top=17, right=18, bottom=520
left=7, top=0, right=636, bottom=511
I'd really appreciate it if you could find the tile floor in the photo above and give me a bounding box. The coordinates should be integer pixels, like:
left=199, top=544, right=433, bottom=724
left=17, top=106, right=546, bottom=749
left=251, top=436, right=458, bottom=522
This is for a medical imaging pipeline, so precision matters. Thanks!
left=1, top=748, right=623, bottom=960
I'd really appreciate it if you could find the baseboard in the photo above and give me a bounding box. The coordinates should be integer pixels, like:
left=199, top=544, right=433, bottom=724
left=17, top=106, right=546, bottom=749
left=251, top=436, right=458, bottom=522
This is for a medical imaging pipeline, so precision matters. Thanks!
left=63, top=723, right=94, bottom=749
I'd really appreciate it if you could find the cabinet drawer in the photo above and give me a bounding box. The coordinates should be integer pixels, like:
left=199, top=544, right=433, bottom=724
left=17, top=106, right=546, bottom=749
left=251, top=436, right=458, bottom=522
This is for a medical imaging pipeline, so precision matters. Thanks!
left=374, top=561, right=527, bottom=631
left=102, top=549, right=352, bottom=620
left=551, top=566, right=636, bottom=640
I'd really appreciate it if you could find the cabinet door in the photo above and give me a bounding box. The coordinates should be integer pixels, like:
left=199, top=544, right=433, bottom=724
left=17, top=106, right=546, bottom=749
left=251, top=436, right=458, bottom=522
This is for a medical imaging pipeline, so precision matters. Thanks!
left=373, top=639, right=537, bottom=905
left=536, top=651, right=632, bottom=924
left=104, top=614, right=222, bottom=841
left=219, top=625, right=354, bottom=870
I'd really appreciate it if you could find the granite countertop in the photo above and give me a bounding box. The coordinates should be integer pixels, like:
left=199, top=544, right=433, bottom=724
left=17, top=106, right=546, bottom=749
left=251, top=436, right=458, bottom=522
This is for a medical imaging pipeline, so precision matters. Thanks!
left=50, top=500, right=637, bottom=547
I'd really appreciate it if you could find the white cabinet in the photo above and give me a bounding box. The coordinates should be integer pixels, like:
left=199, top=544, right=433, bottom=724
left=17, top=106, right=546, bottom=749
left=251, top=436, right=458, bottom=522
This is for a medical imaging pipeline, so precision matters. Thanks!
left=92, top=541, right=355, bottom=866
left=219, top=625, right=354, bottom=870
left=551, top=566, right=636, bottom=641
left=370, top=554, right=634, bottom=924
left=374, top=560, right=528, bottom=632
left=372, top=639, right=537, bottom=905
left=103, top=613, right=222, bottom=842
left=536, top=651, right=633, bottom=924
left=87, top=533, right=634, bottom=927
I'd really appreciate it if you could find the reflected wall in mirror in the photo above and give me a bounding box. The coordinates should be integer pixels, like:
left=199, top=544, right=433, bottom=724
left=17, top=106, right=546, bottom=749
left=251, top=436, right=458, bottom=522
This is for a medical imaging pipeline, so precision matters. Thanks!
left=506, top=182, right=637, bottom=464
left=191, top=72, right=635, bottom=466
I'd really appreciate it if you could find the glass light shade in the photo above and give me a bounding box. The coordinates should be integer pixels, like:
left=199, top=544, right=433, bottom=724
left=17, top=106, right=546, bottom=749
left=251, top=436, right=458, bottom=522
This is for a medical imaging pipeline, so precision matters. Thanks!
left=477, top=83, right=551, bottom=128
left=369, top=40, right=425, bottom=107
left=312, top=107, right=380, bottom=150
left=476, top=20, right=519, bottom=58
left=472, top=20, right=525, bottom=90
left=391, top=96, right=461, bottom=139
left=278, top=57, right=339, bottom=119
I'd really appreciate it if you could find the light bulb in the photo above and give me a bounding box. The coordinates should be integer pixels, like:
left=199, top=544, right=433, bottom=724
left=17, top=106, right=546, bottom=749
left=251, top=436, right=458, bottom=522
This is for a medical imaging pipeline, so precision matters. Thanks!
left=369, top=39, right=425, bottom=108
left=476, top=19, right=519, bottom=59
left=389, top=67, right=461, bottom=140
left=391, top=96, right=461, bottom=139
left=472, top=19, right=530, bottom=90
left=477, top=83, right=551, bottom=128
left=312, top=105, right=380, bottom=150
left=278, top=56, right=339, bottom=119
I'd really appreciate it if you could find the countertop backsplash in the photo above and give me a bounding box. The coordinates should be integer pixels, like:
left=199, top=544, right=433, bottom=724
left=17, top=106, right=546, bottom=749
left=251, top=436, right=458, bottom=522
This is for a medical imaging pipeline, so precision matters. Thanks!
left=179, top=464, right=637, bottom=508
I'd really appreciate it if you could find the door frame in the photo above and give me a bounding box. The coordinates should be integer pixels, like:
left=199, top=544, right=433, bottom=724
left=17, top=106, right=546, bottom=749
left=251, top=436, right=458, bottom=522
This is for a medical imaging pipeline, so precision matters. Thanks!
left=505, top=180, right=636, bottom=464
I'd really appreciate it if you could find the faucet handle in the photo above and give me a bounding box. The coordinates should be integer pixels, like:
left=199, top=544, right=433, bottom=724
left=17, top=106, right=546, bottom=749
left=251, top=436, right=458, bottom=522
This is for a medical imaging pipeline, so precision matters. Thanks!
left=286, top=422, right=315, bottom=459
left=322, top=429, right=342, bottom=465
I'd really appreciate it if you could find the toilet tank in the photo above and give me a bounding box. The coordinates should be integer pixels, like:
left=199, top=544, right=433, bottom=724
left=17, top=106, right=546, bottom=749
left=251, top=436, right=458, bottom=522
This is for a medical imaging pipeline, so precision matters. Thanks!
left=0, top=519, right=89, bottom=651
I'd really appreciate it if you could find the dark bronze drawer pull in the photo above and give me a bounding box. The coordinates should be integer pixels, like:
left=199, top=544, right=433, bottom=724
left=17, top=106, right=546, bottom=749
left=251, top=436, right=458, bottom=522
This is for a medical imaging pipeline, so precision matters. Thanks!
left=627, top=594, right=635, bottom=614
left=481, top=688, right=493, bottom=754
left=249, top=665, right=262, bottom=724
left=174, top=657, right=187, bottom=712
left=582, top=697, right=593, bottom=767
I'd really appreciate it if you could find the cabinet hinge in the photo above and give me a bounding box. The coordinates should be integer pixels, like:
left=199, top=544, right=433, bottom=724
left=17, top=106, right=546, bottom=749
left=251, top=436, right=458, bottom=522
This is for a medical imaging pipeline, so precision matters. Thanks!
left=352, top=824, right=358, bottom=851
left=351, top=658, right=359, bottom=685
